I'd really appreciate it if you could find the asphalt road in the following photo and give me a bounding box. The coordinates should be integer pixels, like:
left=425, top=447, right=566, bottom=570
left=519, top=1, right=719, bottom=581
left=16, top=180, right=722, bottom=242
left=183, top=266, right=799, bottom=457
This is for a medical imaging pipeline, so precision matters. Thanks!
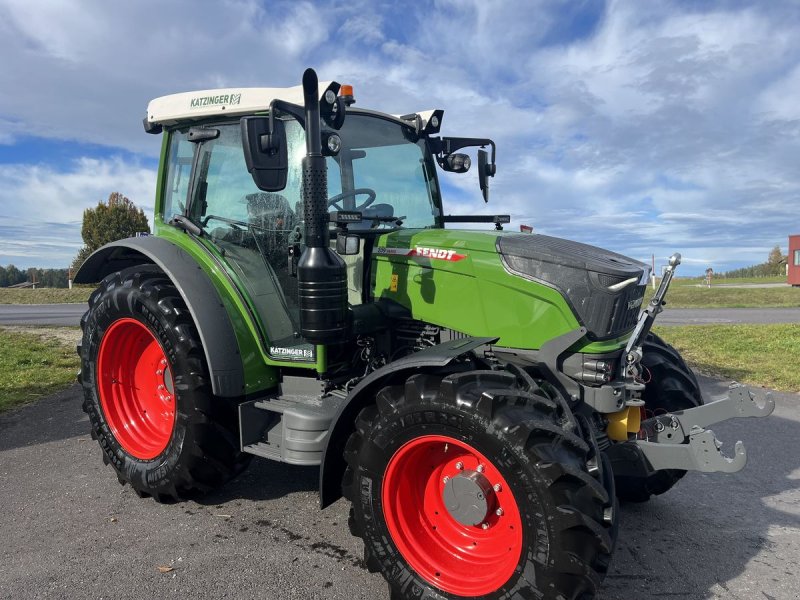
left=658, top=307, right=800, bottom=326
left=1, top=303, right=798, bottom=328
left=1, top=377, right=798, bottom=599
left=0, top=303, right=86, bottom=326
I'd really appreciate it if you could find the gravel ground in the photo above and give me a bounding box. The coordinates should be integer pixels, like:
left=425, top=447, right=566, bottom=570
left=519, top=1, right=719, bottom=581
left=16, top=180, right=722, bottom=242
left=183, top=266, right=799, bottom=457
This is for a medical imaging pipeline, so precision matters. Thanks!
left=1, top=377, right=798, bottom=600
left=0, top=325, right=82, bottom=348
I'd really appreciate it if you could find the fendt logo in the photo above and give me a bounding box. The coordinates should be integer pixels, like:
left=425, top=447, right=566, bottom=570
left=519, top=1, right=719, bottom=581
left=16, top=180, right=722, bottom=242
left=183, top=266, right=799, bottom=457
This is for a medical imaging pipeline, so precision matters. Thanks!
left=413, top=246, right=466, bottom=262
left=190, top=92, right=242, bottom=108
left=627, top=296, right=644, bottom=310
left=375, top=246, right=467, bottom=262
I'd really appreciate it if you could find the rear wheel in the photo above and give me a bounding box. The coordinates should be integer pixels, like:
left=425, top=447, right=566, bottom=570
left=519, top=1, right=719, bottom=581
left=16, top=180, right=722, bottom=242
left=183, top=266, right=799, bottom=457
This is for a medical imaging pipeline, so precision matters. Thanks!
left=79, top=265, right=249, bottom=501
left=612, top=333, right=703, bottom=503
left=343, top=368, right=617, bottom=599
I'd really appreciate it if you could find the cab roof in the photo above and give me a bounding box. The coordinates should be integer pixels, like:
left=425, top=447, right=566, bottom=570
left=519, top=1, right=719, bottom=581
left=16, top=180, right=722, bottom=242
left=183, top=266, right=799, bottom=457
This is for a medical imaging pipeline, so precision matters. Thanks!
left=146, top=83, right=441, bottom=130
left=146, top=83, right=331, bottom=126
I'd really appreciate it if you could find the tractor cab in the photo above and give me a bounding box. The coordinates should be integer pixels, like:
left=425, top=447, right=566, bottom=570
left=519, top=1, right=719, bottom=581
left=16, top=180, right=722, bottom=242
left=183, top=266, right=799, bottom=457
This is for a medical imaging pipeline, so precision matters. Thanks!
left=149, top=80, right=496, bottom=364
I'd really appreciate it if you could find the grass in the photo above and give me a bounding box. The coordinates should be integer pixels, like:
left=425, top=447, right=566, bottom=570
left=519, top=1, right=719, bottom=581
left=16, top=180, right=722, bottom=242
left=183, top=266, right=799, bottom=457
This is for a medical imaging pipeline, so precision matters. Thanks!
left=0, top=328, right=81, bottom=412
left=653, top=324, right=800, bottom=393
left=663, top=285, right=800, bottom=308
left=672, top=275, right=787, bottom=287
left=0, top=288, right=91, bottom=304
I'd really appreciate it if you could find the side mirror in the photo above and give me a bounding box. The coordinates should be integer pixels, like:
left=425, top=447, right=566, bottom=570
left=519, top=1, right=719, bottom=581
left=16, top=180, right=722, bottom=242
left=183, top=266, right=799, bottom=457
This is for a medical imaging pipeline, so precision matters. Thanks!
left=241, top=116, right=288, bottom=192
left=478, top=148, right=495, bottom=202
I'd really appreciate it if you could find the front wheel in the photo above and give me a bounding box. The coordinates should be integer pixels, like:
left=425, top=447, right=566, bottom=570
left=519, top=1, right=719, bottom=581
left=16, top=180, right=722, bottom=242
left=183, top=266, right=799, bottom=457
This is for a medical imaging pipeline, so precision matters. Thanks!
left=79, top=266, right=249, bottom=501
left=343, top=369, right=616, bottom=599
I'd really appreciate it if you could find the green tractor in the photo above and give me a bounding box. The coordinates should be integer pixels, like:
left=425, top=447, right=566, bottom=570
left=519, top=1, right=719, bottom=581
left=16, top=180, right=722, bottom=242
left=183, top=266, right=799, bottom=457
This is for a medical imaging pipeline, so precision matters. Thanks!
left=75, top=68, right=773, bottom=599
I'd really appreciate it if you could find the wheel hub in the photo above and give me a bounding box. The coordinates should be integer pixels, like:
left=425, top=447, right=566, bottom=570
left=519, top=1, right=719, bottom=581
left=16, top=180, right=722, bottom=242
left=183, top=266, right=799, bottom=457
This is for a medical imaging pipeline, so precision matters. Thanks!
left=442, top=470, right=494, bottom=526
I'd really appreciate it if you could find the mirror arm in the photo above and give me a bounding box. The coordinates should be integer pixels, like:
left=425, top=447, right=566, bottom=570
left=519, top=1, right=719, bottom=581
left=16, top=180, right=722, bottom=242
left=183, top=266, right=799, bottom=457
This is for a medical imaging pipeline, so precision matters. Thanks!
left=266, top=99, right=305, bottom=150
left=435, top=137, right=496, bottom=163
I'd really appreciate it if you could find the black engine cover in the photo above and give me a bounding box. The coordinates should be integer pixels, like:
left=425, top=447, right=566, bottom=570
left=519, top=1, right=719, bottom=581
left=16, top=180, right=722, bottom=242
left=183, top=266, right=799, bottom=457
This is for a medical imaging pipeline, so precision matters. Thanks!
left=497, top=234, right=647, bottom=341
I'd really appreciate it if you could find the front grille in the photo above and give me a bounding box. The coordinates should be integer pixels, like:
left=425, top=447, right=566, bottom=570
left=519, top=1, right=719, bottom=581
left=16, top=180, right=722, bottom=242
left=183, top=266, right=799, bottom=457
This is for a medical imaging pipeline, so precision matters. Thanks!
left=606, top=285, right=645, bottom=337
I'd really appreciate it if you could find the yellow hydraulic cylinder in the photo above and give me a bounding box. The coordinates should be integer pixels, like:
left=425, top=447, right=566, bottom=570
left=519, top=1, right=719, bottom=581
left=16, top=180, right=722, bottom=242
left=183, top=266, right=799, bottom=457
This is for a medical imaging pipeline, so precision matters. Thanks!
left=606, top=406, right=642, bottom=441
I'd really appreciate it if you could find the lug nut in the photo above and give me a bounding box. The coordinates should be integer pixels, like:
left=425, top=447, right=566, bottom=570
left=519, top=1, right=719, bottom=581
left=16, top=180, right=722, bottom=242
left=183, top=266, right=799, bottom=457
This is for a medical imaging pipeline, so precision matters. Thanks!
left=496, top=508, right=504, bottom=517
left=156, top=369, right=163, bottom=376
left=455, top=461, right=464, bottom=470
left=481, top=523, right=490, bottom=530
left=476, top=464, right=485, bottom=473
left=158, top=384, right=165, bottom=391
left=443, top=476, right=450, bottom=484
left=493, top=483, right=502, bottom=492
left=160, top=359, right=167, bottom=366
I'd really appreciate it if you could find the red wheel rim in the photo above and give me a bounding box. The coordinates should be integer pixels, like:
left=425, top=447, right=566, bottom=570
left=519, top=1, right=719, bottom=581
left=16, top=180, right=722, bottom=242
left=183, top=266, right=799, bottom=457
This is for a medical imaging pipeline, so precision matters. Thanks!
left=97, top=318, right=176, bottom=460
left=382, top=435, right=523, bottom=596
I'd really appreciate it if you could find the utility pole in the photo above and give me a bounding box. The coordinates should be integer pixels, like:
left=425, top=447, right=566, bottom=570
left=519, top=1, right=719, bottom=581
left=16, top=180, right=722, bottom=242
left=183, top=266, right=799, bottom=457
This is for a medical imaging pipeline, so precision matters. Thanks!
left=651, top=254, right=656, bottom=289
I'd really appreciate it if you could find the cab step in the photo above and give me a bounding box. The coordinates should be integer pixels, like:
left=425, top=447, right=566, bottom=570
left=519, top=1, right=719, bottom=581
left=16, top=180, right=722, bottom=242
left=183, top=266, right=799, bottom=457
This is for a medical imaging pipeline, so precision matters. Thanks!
left=239, top=376, right=343, bottom=466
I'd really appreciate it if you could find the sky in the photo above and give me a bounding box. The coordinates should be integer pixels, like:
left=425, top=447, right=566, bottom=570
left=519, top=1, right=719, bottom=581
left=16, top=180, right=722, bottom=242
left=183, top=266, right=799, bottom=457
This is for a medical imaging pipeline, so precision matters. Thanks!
left=1, top=0, right=798, bottom=275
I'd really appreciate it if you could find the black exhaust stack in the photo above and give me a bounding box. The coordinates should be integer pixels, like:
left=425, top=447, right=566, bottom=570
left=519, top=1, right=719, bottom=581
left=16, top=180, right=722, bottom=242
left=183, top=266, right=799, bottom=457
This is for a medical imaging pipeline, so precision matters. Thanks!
left=297, top=68, right=349, bottom=345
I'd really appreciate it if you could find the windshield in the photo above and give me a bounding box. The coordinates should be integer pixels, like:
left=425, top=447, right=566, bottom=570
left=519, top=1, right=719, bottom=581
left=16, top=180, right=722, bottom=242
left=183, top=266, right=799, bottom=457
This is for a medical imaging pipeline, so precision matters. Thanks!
left=288, top=114, right=440, bottom=230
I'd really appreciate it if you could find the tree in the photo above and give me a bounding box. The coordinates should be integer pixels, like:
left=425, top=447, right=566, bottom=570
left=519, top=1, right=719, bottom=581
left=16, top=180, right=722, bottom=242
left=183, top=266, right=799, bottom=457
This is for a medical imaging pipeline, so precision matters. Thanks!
left=767, top=244, right=786, bottom=275
left=4, top=264, right=23, bottom=286
left=72, top=192, right=150, bottom=270
left=0, top=266, right=6, bottom=287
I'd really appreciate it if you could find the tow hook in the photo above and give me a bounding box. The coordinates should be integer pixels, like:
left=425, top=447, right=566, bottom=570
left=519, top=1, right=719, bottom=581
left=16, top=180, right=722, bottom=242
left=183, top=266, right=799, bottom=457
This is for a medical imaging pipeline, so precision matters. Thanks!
left=634, top=384, right=775, bottom=473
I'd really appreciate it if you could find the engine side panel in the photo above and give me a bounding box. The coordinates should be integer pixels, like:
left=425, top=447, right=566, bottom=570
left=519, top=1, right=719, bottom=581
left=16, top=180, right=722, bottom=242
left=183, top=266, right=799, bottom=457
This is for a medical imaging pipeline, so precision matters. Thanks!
left=371, top=230, right=587, bottom=351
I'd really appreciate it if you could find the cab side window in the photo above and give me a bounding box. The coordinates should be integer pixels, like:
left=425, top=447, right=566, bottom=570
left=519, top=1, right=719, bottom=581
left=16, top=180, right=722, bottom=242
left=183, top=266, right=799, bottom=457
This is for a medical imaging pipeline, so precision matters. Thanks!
left=162, top=130, right=193, bottom=222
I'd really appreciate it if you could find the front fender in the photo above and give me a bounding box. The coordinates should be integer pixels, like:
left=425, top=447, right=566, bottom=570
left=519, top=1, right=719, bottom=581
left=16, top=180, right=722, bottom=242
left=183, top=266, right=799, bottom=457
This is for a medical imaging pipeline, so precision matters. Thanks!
left=74, top=237, right=245, bottom=397
left=318, top=336, right=497, bottom=508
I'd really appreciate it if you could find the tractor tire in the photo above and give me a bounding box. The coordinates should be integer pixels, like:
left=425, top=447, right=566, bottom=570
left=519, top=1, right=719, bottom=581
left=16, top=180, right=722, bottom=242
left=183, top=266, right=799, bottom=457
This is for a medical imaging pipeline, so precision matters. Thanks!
left=342, top=368, right=617, bottom=599
left=612, top=333, right=703, bottom=503
left=79, top=265, right=249, bottom=502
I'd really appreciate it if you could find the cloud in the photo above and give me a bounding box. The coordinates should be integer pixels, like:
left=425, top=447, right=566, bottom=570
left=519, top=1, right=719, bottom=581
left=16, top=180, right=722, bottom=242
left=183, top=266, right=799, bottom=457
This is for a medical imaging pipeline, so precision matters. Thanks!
left=0, top=157, right=157, bottom=268
left=0, top=0, right=798, bottom=273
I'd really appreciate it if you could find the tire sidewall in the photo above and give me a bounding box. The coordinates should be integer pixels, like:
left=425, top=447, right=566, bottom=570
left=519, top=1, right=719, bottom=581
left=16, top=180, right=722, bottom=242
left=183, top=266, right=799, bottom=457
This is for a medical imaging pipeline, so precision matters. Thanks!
left=354, top=400, right=561, bottom=600
left=82, top=274, right=204, bottom=493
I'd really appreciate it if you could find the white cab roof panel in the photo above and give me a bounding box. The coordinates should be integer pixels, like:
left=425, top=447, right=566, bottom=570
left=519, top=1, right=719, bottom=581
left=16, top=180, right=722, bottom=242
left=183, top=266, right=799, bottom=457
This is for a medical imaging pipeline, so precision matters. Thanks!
left=146, top=82, right=332, bottom=126
left=146, top=83, right=442, bottom=130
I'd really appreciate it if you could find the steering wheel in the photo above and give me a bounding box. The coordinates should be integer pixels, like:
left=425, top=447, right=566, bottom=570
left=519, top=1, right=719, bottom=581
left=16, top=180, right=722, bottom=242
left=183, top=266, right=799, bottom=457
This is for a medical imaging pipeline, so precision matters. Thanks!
left=327, top=188, right=377, bottom=211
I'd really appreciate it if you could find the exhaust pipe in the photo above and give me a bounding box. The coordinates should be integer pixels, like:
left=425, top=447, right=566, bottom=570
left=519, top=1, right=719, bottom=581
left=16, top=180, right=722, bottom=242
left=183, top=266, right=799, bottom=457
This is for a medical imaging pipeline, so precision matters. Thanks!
left=296, top=68, right=350, bottom=345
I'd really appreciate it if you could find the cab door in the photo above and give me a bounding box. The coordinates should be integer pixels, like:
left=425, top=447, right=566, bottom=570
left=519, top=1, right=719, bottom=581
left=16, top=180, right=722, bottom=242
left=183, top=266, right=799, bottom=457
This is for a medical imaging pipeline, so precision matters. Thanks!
left=185, top=121, right=314, bottom=363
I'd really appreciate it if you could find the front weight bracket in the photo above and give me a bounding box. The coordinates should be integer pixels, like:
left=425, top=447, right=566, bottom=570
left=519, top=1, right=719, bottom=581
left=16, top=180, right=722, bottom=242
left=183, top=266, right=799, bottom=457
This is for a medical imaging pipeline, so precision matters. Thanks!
left=633, top=384, right=775, bottom=473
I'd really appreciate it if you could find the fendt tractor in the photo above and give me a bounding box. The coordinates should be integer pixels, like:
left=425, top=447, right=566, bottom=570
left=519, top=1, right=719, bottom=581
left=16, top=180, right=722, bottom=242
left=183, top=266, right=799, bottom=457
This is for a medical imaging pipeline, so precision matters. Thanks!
left=75, top=69, right=774, bottom=599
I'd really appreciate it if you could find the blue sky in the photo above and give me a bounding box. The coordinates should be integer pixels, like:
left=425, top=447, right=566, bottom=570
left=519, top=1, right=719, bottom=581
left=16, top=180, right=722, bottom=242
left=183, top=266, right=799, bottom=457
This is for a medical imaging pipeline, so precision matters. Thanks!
left=1, top=0, right=798, bottom=275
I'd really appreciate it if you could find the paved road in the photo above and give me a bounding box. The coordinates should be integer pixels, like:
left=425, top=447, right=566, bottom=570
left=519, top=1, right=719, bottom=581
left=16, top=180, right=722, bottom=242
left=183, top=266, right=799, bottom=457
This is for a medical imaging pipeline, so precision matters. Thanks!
left=2, top=303, right=797, bottom=329
left=0, top=303, right=86, bottom=326
left=1, top=378, right=798, bottom=599
left=660, top=307, right=800, bottom=326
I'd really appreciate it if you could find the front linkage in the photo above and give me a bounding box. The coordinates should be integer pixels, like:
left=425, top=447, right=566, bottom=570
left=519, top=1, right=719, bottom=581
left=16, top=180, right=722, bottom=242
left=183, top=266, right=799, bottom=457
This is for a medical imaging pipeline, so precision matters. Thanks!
left=617, top=252, right=775, bottom=475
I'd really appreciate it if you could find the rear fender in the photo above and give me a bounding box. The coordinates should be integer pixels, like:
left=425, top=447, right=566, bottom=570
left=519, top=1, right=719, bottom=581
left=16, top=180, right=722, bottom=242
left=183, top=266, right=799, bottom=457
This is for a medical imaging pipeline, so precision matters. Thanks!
left=318, top=336, right=497, bottom=508
left=74, top=237, right=244, bottom=397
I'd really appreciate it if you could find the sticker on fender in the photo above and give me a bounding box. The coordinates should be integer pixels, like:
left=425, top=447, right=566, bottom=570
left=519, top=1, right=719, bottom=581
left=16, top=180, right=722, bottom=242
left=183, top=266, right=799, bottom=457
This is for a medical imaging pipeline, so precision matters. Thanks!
left=375, top=246, right=467, bottom=262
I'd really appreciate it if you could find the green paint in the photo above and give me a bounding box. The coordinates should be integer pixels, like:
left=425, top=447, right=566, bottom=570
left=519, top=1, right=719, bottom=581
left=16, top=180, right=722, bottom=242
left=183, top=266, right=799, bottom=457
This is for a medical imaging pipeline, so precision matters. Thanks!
left=372, top=229, right=628, bottom=354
